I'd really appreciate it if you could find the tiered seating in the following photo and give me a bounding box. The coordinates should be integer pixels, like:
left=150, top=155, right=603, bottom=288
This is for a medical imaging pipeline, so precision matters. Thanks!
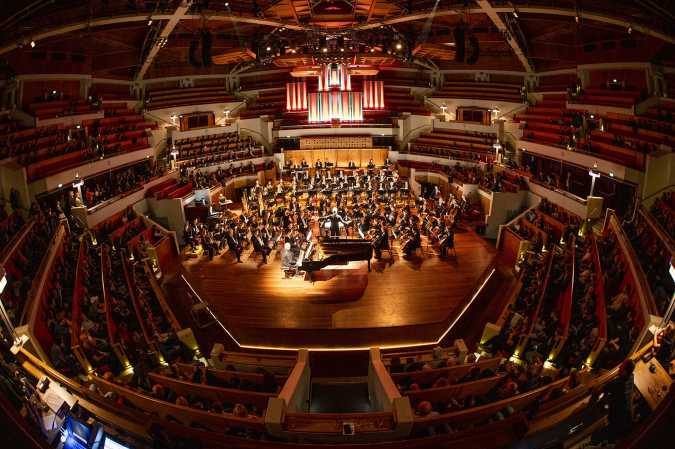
left=1, top=211, right=59, bottom=324
left=520, top=243, right=573, bottom=365
left=0, top=212, right=25, bottom=255
left=482, top=250, right=552, bottom=356
left=19, top=110, right=156, bottom=182
left=145, top=84, right=236, bottom=110
left=38, top=232, right=80, bottom=375
left=0, top=124, right=66, bottom=160
left=382, top=86, right=429, bottom=115
left=82, top=160, right=162, bottom=210
left=28, top=98, right=99, bottom=120
left=599, top=112, right=673, bottom=150
left=555, top=232, right=607, bottom=368
left=515, top=95, right=583, bottom=148
left=596, top=224, right=646, bottom=368
left=434, top=81, right=522, bottom=103
left=572, top=86, right=642, bottom=109
left=129, top=260, right=181, bottom=340
left=69, top=237, right=102, bottom=373
left=240, top=89, right=285, bottom=119
left=174, top=131, right=263, bottom=169
left=645, top=101, right=675, bottom=123
left=622, top=209, right=674, bottom=315
left=409, top=127, right=497, bottom=162
left=534, top=74, right=576, bottom=93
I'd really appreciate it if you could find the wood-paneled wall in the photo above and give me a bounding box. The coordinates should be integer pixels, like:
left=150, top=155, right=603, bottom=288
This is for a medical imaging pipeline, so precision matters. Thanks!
left=284, top=148, right=388, bottom=167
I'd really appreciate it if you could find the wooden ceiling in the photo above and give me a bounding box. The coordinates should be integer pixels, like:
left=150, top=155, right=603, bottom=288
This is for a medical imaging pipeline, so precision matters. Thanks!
left=0, top=0, right=672, bottom=79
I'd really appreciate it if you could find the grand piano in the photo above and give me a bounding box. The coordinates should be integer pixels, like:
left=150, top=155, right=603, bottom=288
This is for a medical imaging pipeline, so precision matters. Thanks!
left=299, top=236, right=374, bottom=273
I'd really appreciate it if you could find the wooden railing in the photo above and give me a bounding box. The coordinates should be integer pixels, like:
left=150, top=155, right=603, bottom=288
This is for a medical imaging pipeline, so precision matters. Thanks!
left=147, top=372, right=275, bottom=410
left=70, top=237, right=92, bottom=373
left=100, top=245, right=129, bottom=369
left=390, top=357, right=502, bottom=386
left=606, top=212, right=657, bottom=319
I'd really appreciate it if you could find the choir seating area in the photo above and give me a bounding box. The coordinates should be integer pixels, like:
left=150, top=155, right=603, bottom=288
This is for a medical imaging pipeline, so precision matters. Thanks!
left=514, top=94, right=583, bottom=148
left=240, top=88, right=286, bottom=119
left=173, top=131, right=264, bottom=168
left=145, top=84, right=237, bottom=110
left=409, top=127, right=497, bottom=162
left=28, top=97, right=99, bottom=120
left=435, top=81, right=522, bottom=103
left=383, top=86, right=430, bottom=115
left=571, top=86, right=643, bottom=109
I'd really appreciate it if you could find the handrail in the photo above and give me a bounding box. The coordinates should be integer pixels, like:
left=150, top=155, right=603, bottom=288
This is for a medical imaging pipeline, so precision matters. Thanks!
left=0, top=219, right=35, bottom=266
left=515, top=248, right=555, bottom=357
left=640, top=184, right=674, bottom=204
left=638, top=205, right=675, bottom=256
left=607, top=212, right=658, bottom=317
left=24, top=222, right=66, bottom=328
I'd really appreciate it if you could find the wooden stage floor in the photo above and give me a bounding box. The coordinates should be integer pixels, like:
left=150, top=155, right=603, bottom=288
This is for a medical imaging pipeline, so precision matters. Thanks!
left=177, top=227, right=501, bottom=350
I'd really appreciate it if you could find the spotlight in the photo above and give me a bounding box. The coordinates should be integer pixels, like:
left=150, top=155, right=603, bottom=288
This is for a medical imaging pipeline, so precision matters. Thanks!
left=30, top=40, right=36, bottom=48
left=291, top=48, right=296, bottom=54
left=370, top=48, right=375, bottom=53
left=575, top=15, right=579, bottom=24
left=340, top=48, right=344, bottom=52
left=513, top=10, right=518, bottom=18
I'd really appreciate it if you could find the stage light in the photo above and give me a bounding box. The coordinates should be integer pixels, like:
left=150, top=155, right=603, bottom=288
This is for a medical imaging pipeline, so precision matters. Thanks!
left=340, top=48, right=344, bottom=52
left=30, top=40, right=36, bottom=48
left=370, top=48, right=375, bottom=53
left=513, top=10, right=518, bottom=18
left=575, top=15, right=579, bottom=24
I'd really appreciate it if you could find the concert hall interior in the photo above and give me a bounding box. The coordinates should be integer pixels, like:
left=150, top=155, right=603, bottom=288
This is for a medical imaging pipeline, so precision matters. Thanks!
left=0, top=1, right=674, bottom=449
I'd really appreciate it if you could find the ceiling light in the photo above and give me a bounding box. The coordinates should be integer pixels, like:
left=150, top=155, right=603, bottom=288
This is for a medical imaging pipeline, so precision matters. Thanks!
left=30, top=40, right=36, bottom=48
left=224, top=2, right=229, bottom=6
left=395, top=43, right=402, bottom=50
left=322, top=47, right=328, bottom=53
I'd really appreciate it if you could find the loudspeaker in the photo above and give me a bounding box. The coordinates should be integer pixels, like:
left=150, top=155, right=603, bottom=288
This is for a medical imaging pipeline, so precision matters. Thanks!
left=188, top=40, right=200, bottom=66
left=201, top=31, right=212, bottom=66
left=467, top=35, right=480, bottom=65
left=454, top=26, right=465, bottom=62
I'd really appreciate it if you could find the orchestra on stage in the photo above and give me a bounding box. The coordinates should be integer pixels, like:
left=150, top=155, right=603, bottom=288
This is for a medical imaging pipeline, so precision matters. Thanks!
left=183, top=163, right=463, bottom=277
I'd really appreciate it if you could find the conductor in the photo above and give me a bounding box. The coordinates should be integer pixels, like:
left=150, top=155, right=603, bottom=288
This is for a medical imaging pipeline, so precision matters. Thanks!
left=320, top=207, right=352, bottom=237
